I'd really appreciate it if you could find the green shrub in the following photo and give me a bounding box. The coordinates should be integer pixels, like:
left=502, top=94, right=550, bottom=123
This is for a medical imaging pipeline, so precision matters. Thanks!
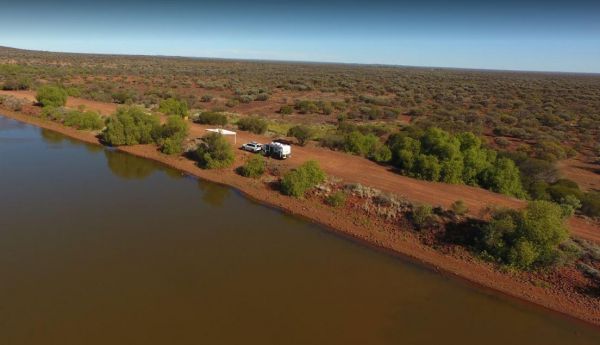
left=319, top=133, right=345, bottom=151
left=200, top=94, right=214, bottom=102
left=155, top=115, right=189, bottom=155
left=387, top=127, right=526, bottom=197
left=255, top=93, right=269, bottom=101
left=581, top=192, right=600, bottom=218
left=102, top=106, right=160, bottom=146
left=279, top=105, right=293, bottom=115
left=195, top=132, right=234, bottom=169
left=371, top=144, right=392, bottom=163
left=325, top=191, right=347, bottom=207
left=36, top=85, right=68, bottom=108
left=450, top=200, right=469, bottom=216
left=281, top=160, right=326, bottom=197
left=237, top=116, right=268, bottom=134
left=195, top=111, right=228, bottom=126
left=63, top=110, right=104, bottom=130
left=238, top=155, right=265, bottom=178
left=294, top=100, right=319, bottom=114
left=287, top=125, right=314, bottom=146
left=2, top=77, right=31, bottom=91
left=158, top=98, right=188, bottom=117
left=481, top=200, right=569, bottom=269
left=412, top=204, right=434, bottom=229
left=40, top=106, right=66, bottom=121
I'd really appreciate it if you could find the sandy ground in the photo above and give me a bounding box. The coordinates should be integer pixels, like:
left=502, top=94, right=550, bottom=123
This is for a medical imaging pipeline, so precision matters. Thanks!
left=2, top=107, right=600, bottom=328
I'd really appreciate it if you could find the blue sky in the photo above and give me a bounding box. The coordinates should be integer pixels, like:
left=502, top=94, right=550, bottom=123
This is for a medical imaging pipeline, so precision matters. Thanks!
left=1, top=0, right=599, bottom=72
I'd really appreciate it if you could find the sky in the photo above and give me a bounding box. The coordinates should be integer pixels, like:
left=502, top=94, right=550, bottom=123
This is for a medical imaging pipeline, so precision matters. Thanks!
left=1, top=0, right=599, bottom=73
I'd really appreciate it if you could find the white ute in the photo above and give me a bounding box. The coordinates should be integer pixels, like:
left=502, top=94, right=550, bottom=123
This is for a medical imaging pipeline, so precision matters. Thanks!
left=241, top=142, right=263, bottom=153
left=263, top=142, right=291, bottom=159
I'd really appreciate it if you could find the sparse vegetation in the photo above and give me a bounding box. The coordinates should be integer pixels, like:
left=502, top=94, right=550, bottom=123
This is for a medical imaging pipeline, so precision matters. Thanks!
left=325, top=190, right=347, bottom=207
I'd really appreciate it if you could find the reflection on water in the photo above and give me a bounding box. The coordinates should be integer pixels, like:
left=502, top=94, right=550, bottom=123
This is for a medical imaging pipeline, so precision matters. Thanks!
left=197, top=180, right=231, bottom=207
left=40, top=128, right=65, bottom=144
left=104, top=149, right=158, bottom=179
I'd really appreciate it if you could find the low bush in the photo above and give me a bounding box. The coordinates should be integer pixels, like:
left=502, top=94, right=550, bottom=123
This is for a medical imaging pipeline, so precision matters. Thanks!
left=287, top=125, right=314, bottom=146
left=279, top=105, right=293, bottom=115
left=2, top=77, right=31, bottom=91
left=200, top=94, right=214, bottom=102
left=450, top=200, right=469, bottom=216
left=481, top=200, right=569, bottom=269
left=325, top=191, right=347, bottom=207
left=158, top=98, right=188, bottom=117
left=195, top=132, right=234, bottom=169
left=412, top=204, right=434, bottom=229
left=63, top=110, right=104, bottom=130
left=36, top=85, right=68, bottom=108
left=155, top=115, right=189, bottom=155
left=237, top=155, right=265, bottom=178
left=102, top=106, right=160, bottom=146
left=582, top=192, right=600, bottom=218
left=195, top=111, right=228, bottom=126
left=281, top=160, right=326, bottom=197
left=237, top=116, right=268, bottom=134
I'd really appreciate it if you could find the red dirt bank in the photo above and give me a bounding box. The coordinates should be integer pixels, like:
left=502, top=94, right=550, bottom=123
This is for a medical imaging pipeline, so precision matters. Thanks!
left=1, top=106, right=599, bottom=328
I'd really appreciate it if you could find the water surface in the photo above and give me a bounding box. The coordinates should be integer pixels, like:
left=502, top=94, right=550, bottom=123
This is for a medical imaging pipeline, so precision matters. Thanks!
left=1, top=115, right=599, bottom=345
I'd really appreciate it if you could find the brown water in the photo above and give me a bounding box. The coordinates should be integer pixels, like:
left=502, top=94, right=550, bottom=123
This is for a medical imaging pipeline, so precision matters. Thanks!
left=1, top=115, right=599, bottom=345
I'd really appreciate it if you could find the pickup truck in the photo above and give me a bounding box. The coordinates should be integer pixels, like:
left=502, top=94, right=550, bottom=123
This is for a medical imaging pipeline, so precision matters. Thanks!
left=241, top=142, right=263, bottom=153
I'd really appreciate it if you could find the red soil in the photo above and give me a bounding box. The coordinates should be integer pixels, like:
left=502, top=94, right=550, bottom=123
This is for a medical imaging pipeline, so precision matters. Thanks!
left=557, top=156, right=600, bottom=192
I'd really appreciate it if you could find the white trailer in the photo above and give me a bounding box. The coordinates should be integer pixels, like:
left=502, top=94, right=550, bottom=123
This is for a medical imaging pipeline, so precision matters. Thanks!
left=263, top=142, right=291, bottom=159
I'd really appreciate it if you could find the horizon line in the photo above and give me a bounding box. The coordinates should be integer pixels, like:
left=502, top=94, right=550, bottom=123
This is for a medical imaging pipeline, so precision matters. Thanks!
left=2, top=44, right=600, bottom=76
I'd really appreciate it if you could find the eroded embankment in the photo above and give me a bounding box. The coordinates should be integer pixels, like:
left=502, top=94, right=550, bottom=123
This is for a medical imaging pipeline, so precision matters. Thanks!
left=1, top=107, right=599, bottom=328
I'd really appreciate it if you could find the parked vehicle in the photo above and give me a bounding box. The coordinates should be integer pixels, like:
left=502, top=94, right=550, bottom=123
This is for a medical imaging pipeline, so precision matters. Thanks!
left=263, top=142, right=291, bottom=159
left=241, top=141, right=263, bottom=153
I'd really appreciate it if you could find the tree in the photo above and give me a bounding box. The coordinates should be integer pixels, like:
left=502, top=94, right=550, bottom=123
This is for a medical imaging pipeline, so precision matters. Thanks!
left=36, top=85, right=67, bottom=108
left=281, top=160, right=326, bottom=197
left=158, top=98, right=189, bottom=118
left=287, top=125, right=314, bottom=146
left=195, top=111, right=227, bottom=126
left=482, top=200, right=569, bottom=269
left=237, top=116, right=268, bottom=134
left=238, top=155, right=265, bottom=178
left=480, top=158, right=526, bottom=198
left=102, top=106, right=160, bottom=146
left=156, top=115, right=189, bottom=155
left=414, top=154, right=441, bottom=181
left=63, top=110, right=104, bottom=130
left=195, top=132, right=234, bottom=169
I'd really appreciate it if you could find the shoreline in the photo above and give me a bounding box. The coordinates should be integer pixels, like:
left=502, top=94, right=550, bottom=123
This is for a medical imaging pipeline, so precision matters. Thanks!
left=2, top=107, right=599, bottom=329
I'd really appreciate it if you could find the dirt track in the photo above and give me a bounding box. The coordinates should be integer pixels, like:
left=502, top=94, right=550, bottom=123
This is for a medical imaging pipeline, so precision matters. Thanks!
left=2, top=90, right=599, bottom=243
